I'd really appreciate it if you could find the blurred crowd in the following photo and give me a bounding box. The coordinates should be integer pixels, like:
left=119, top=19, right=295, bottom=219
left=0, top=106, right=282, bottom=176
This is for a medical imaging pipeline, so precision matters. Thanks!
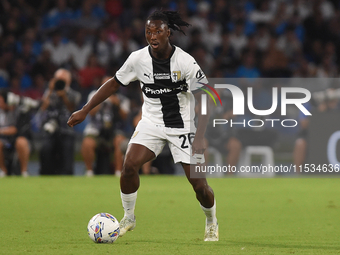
left=1, top=0, right=340, bottom=176
left=2, top=0, right=340, bottom=99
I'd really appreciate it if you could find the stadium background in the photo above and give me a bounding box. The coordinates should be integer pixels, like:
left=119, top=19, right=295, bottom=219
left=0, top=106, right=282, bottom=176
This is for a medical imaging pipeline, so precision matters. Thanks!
left=1, top=0, right=340, bottom=175
left=1, top=1, right=340, bottom=254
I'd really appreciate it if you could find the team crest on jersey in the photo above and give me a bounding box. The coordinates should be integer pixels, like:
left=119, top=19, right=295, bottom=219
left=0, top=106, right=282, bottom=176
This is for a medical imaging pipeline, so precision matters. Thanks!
left=172, top=71, right=181, bottom=82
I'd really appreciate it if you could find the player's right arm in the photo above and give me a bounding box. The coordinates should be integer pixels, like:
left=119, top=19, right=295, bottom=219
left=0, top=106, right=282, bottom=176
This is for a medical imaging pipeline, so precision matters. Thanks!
left=67, top=78, right=120, bottom=127
left=68, top=51, right=137, bottom=127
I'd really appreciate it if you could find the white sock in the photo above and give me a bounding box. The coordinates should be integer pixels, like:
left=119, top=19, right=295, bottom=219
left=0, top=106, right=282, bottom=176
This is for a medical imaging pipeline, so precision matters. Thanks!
left=200, top=200, right=217, bottom=225
left=121, top=191, right=137, bottom=220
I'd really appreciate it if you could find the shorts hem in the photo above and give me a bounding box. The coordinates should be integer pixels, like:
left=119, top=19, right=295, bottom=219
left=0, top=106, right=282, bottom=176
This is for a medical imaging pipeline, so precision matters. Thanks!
left=128, top=141, right=158, bottom=158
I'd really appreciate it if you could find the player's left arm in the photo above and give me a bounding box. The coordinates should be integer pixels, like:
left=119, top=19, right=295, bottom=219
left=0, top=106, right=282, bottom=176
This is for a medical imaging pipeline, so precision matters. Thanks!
left=185, top=56, right=209, bottom=155
left=192, top=90, right=209, bottom=155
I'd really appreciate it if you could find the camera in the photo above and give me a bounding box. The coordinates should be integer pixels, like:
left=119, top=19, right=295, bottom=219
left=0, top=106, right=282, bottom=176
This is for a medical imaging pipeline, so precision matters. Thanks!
left=43, top=119, right=59, bottom=134
left=54, top=79, right=66, bottom=91
left=3, top=91, right=40, bottom=112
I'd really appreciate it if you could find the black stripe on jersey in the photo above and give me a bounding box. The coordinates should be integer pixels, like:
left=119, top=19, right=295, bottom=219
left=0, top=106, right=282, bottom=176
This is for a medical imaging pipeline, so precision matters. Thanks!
left=149, top=46, right=184, bottom=128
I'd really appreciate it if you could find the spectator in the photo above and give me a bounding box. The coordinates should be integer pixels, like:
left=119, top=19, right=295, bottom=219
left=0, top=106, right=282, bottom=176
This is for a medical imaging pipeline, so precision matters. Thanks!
left=235, top=51, right=260, bottom=78
left=16, top=28, right=43, bottom=58
left=68, top=28, right=93, bottom=70
left=42, top=30, right=71, bottom=67
left=93, top=28, right=113, bottom=67
left=286, top=0, right=311, bottom=20
left=17, top=40, right=37, bottom=72
left=10, top=58, right=33, bottom=91
left=201, top=18, right=222, bottom=54
left=229, top=20, right=248, bottom=58
left=190, top=1, right=210, bottom=34
left=78, top=54, right=106, bottom=98
left=72, top=0, right=106, bottom=34
left=255, top=23, right=270, bottom=52
left=214, top=32, right=236, bottom=72
left=276, top=25, right=302, bottom=59
left=112, top=27, right=139, bottom=64
left=41, top=0, right=74, bottom=31
left=249, top=0, right=275, bottom=24
left=26, top=74, right=46, bottom=100
left=39, top=68, right=81, bottom=175
left=261, top=35, right=290, bottom=77
left=272, top=1, right=290, bottom=36
left=31, top=49, right=57, bottom=80
left=190, top=45, right=214, bottom=77
left=244, top=35, right=263, bottom=69
left=303, top=4, right=327, bottom=43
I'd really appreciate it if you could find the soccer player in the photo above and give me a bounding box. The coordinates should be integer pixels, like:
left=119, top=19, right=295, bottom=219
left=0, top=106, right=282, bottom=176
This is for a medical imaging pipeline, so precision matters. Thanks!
left=68, top=10, right=218, bottom=241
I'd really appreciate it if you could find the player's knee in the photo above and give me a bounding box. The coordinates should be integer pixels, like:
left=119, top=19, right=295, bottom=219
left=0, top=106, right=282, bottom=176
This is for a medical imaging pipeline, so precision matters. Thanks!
left=191, top=180, right=208, bottom=196
left=122, top=160, right=140, bottom=177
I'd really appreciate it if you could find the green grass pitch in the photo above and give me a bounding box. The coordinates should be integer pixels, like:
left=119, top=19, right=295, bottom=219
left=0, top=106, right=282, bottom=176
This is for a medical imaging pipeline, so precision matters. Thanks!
left=0, top=176, right=340, bottom=254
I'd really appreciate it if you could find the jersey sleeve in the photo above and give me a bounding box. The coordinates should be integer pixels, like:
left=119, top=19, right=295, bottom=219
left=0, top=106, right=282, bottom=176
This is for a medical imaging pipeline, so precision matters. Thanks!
left=185, top=57, right=209, bottom=92
left=114, top=53, right=138, bottom=86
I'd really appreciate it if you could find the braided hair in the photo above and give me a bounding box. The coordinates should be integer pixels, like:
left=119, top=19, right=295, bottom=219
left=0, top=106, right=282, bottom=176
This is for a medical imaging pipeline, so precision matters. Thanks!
left=147, top=10, right=190, bottom=35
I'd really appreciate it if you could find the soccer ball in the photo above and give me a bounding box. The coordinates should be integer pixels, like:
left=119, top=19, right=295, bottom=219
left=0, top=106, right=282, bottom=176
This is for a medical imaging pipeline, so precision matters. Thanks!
left=87, top=213, right=120, bottom=243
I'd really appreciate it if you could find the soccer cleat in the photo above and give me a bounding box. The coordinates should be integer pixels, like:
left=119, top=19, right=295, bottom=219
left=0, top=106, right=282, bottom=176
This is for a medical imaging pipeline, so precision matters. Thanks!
left=119, top=216, right=136, bottom=237
left=204, top=222, right=219, bottom=241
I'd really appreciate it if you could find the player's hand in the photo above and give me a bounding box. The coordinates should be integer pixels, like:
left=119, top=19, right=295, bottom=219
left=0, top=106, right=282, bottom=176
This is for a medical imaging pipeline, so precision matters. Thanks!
left=191, top=136, right=206, bottom=155
left=67, top=109, right=87, bottom=127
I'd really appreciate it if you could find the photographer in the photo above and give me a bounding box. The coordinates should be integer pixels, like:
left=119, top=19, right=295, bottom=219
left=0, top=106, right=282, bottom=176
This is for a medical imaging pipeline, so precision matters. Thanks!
left=39, top=68, right=81, bottom=175
left=0, top=90, right=39, bottom=177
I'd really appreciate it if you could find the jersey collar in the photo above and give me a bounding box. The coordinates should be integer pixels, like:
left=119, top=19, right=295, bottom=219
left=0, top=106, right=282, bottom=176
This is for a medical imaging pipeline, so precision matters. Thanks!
left=148, top=45, right=176, bottom=63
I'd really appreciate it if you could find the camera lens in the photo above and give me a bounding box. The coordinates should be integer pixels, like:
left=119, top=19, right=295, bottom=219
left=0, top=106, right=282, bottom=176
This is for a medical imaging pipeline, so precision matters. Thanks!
left=54, top=80, right=66, bottom=91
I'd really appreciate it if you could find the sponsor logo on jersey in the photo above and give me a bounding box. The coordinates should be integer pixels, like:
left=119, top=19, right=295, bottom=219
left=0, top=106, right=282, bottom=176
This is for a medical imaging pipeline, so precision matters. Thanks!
left=144, top=73, right=151, bottom=79
left=143, top=84, right=188, bottom=96
left=154, top=73, right=170, bottom=80
left=172, top=71, right=181, bottom=82
left=144, top=87, right=172, bottom=94
left=196, top=69, right=205, bottom=81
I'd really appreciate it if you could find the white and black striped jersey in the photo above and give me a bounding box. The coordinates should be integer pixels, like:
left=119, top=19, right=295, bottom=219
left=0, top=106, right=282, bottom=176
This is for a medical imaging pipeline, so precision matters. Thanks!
left=114, top=45, right=208, bottom=130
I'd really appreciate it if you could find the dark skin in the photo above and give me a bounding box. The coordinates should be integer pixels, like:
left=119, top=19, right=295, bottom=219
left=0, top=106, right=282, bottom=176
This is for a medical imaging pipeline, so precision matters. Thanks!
left=67, top=19, right=214, bottom=208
